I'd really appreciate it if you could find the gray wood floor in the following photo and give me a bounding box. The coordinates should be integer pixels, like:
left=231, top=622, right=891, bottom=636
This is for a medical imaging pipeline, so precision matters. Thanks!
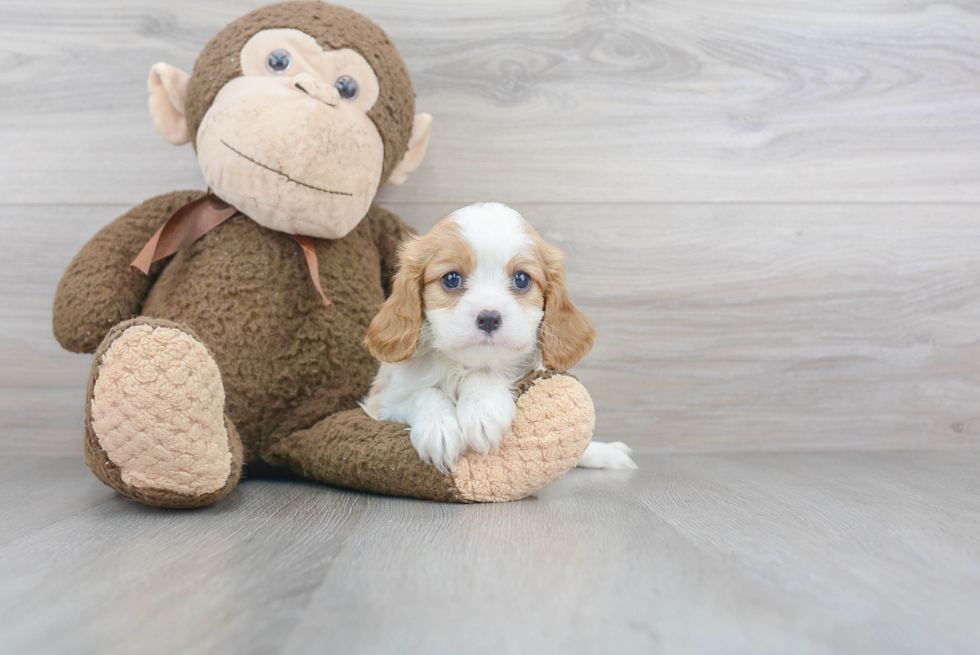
left=2, top=452, right=979, bottom=655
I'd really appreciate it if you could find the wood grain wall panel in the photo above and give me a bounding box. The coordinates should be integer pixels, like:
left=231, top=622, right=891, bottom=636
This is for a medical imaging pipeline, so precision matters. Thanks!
left=0, top=0, right=977, bottom=205
left=6, top=202, right=978, bottom=455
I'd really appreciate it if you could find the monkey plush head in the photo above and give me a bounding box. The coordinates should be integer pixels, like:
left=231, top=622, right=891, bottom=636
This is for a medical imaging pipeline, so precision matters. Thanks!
left=147, top=1, right=431, bottom=239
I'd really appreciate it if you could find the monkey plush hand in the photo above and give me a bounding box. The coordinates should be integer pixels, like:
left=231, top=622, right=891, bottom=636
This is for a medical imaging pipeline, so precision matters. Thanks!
left=52, top=1, right=595, bottom=508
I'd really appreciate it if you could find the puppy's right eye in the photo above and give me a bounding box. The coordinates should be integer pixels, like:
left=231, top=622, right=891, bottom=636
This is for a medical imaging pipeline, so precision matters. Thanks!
left=441, top=272, right=463, bottom=290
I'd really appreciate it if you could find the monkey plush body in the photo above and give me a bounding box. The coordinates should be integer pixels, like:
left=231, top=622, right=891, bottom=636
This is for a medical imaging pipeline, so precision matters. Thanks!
left=52, top=2, right=595, bottom=508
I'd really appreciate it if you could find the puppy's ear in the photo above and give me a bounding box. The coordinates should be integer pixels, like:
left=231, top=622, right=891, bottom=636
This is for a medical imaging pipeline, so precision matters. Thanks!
left=366, top=237, right=426, bottom=362
left=540, top=242, right=597, bottom=371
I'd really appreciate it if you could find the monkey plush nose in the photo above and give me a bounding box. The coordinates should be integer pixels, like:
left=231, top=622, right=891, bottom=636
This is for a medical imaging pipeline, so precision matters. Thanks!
left=476, top=310, right=502, bottom=334
left=292, top=73, right=339, bottom=107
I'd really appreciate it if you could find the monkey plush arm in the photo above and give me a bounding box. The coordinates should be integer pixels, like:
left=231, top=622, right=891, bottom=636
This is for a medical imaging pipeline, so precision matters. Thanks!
left=53, top=190, right=206, bottom=353
left=369, top=204, right=418, bottom=298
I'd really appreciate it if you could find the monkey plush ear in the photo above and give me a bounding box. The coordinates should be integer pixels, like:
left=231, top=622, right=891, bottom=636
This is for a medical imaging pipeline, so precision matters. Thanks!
left=386, top=113, right=433, bottom=186
left=148, top=63, right=193, bottom=146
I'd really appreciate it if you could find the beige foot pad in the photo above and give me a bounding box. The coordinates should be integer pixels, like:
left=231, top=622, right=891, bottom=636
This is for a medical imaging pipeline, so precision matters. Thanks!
left=451, top=374, right=595, bottom=502
left=91, top=324, right=231, bottom=496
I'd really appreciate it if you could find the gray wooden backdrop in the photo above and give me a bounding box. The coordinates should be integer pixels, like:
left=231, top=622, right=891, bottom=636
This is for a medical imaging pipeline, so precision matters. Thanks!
left=2, top=0, right=979, bottom=456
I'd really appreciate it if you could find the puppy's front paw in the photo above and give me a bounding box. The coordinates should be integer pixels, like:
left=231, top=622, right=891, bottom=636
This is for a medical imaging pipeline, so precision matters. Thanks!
left=456, top=393, right=517, bottom=456
left=410, top=410, right=464, bottom=474
left=577, top=441, right=638, bottom=469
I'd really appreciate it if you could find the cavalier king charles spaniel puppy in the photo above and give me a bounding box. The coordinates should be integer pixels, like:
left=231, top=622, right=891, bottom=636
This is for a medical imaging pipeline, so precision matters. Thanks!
left=362, top=202, right=636, bottom=473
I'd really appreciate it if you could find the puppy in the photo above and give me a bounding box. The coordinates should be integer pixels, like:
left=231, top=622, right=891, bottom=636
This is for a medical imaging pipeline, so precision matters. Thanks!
left=363, top=203, right=637, bottom=472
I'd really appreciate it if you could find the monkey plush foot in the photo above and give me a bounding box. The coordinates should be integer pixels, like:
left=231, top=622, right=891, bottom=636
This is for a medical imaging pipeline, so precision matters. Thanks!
left=261, top=371, right=593, bottom=503
left=449, top=371, right=594, bottom=502
left=85, top=318, right=243, bottom=508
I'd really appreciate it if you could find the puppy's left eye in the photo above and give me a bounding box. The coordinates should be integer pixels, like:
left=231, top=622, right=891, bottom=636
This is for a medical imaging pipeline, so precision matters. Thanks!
left=513, top=271, right=531, bottom=291
left=442, top=272, right=463, bottom=290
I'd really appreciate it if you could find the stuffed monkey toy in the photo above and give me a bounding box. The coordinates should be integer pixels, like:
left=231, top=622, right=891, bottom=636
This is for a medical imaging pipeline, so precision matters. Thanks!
left=53, top=1, right=596, bottom=508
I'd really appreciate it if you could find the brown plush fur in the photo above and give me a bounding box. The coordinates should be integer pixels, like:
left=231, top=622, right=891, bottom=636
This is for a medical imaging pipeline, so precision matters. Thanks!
left=263, top=409, right=463, bottom=502
left=184, top=1, right=415, bottom=185
left=143, top=202, right=408, bottom=459
left=56, top=191, right=411, bottom=457
left=53, top=190, right=204, bottom=355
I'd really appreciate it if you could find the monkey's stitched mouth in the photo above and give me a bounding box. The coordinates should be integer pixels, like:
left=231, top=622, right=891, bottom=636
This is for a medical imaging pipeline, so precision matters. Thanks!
left=221, top=140, right=353, bottom=197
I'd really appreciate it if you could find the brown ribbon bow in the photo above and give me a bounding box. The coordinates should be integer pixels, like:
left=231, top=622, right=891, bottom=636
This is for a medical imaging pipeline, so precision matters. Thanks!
left=130, top=192, right=332, bottom=307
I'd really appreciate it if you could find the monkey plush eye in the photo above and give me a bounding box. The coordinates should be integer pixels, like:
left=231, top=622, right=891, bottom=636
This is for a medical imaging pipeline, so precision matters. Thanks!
left=334, top=75, right=359, bottom=100
left=513, top=271, right=531, bottom=291
left=441, top=272, right=463, bottom=291
left=266, top=49, right=292, bottom=74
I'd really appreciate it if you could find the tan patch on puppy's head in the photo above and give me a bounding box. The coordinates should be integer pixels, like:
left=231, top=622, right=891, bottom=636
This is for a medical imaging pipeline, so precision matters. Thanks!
left=365, top=214, right=475, bottom=362
left=421, top=223, right=475, bottom=313
left=506, top=249, right=547, bottom=315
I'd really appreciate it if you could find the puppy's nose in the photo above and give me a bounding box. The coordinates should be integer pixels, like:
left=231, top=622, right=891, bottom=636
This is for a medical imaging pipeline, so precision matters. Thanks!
left=476, top=310, right=502, bottom=334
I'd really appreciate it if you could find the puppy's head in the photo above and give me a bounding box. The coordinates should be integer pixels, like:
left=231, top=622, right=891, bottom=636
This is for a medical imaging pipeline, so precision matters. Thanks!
left=365, top=203, right=596, bottom=370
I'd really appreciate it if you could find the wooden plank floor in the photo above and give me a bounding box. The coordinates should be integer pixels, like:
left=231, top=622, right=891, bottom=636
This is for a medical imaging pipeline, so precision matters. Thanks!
left=1, top=452, right=979, bottom=654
